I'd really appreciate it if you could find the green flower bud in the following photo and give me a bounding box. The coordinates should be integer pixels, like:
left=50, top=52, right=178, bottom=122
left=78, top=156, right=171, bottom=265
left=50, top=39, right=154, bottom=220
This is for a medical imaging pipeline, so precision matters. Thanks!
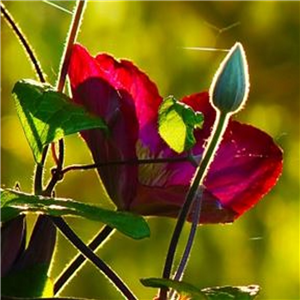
left=209, top=42, right=250, bottom=114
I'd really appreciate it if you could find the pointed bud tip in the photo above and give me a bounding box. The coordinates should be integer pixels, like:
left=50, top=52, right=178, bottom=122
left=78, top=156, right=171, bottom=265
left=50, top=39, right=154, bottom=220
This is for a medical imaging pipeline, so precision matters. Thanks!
left=209, top=42, right=250, bottom=115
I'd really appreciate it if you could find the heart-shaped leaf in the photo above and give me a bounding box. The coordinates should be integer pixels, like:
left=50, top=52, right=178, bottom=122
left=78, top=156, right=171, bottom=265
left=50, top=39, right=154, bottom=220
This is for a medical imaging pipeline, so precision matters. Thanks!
left=1, top=189, right=150, bottom=240
left=158, top=95, right=204, bottom=153
left=13, top=79, right=108, bottom=163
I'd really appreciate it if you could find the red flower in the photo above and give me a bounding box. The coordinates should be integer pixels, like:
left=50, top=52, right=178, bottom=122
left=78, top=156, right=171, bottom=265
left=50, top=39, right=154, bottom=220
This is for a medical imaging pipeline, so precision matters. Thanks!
left=68, top=44, right=283, bottom=224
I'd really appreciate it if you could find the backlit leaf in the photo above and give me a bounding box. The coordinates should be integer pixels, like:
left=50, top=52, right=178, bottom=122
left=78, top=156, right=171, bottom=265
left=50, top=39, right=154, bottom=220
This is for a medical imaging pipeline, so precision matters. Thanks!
left=158, top=96, right=204, bottom=153
left=1, top=189, right=150, bottom=240
left=201, top=285, right=260, bottom=300
left=12, top=79, right=108, bottom=163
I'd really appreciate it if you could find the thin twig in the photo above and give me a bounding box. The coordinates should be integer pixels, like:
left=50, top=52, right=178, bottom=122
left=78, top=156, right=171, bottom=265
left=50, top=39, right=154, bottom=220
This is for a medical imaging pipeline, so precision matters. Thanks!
left=169, top=188, right=203, bottom=300
left=61, top=155, right=193, bottom=175
left=0, top=2, right=49, bottom=194
left=42, top=0, right=73, bottom=15
left=52, top=218, right=137, bottom=300
left=51, top=143, right=60, bottom=167
left=173, top=187, right=203, bottom=282
left=1, top=2, right=46, bottom=83
left=54, top=225, right=114, bottom=294
left=56, top=0, right=86, bottom=92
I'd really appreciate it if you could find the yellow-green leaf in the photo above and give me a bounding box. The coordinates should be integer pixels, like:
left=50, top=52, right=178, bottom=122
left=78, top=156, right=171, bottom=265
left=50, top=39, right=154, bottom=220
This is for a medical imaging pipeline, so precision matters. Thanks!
left=158, top=96, right=204, bottom=153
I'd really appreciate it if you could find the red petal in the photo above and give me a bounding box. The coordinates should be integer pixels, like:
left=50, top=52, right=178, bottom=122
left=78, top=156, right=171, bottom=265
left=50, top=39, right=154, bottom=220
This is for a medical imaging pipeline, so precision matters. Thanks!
left=132, top=93, right=283, bottom=223
left=206, top=121, right=283, bottom=218
left=131, top=185, right=236, bottom=223
left=94, top=50, right=162, bottom=149
left=69, top=44, right=140, bottom=209
left=68, top=44, right=162, bottom=209
left=184, top=93, right=283, bottom=219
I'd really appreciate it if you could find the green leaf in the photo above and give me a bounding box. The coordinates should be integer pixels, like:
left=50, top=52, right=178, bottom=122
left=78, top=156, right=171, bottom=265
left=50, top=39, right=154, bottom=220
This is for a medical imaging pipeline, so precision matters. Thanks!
left=140, top=278, right=206, bottom=300
left=201, top=285, right=260, bottom=300
left=12, top=79, right=108, bottom=163
left=158, top=96, right=204, bottom=153
left=1, top=189, right=150, bottom=240
left=1, top=264, right=53, bottom=297
left=141, top=278, right=260, bottom=300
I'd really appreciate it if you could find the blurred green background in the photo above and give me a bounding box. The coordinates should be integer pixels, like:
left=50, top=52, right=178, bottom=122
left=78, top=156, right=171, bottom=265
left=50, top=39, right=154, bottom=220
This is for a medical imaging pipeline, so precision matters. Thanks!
left=1, top=1, right=299, bottom=299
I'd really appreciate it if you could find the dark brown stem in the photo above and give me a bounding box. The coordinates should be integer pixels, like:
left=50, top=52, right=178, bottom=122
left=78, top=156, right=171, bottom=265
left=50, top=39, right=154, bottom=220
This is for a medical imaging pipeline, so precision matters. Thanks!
left=43, top=141, right=65, bottom=196
left=61, top=155, right=194, bottom=175
left=56, top=0, right=86, bottom=92
left=52, top=218, right=137, bottom=300
left=51, top=143, right=60, bottom=167
left=54, top=225, right=114, bottom=294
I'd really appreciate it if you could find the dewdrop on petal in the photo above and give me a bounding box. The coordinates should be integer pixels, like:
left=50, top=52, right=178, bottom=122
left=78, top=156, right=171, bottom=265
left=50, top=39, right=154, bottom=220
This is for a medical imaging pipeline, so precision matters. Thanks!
left=209, top=42, right=250, bottom=114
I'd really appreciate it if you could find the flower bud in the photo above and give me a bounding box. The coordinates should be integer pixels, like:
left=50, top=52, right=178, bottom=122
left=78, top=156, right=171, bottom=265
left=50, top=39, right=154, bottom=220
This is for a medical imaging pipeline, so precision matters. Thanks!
left=1, top=216, right=26, bottom=276
left=209, top=42, right=250, bottom=114
left=16, top=216, right=56, bottom=269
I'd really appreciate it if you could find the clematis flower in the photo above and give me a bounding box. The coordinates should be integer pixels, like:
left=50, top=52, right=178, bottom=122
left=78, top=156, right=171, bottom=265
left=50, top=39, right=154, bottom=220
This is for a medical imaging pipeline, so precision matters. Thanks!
left=68, top=44, right=283, bottom=224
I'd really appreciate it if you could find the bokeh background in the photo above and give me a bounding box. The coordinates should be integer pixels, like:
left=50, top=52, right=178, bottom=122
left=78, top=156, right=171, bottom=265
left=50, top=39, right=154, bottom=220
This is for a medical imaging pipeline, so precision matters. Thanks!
left=1, top=1, right=299, bottom=299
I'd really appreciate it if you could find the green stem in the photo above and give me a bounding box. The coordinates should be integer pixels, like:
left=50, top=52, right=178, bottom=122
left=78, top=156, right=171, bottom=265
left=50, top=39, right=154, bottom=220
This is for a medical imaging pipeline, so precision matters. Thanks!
left=159, top=111, right=230, bottom=300
left=34, top=149, right=49, bottom=194
left=43, top=141, right=65, bottom=196
left=1, top=7, right=58, bottom=290
left=173, top=187, right=203, bottom=282
left=54, top=225, right=114, bottom=294
left=168, top=189, right=203, bottom=300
